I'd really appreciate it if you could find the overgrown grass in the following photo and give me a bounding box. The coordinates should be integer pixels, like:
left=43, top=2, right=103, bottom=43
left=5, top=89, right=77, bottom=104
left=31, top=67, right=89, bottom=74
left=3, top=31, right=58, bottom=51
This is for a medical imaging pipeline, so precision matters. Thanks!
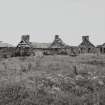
left=0, top=54, right=105, bottom=105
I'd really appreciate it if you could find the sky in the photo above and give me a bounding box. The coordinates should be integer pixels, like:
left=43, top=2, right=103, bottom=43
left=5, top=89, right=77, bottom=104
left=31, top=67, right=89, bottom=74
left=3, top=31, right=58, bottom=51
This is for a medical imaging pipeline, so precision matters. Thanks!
left=0, top=0, right=105, bottom=46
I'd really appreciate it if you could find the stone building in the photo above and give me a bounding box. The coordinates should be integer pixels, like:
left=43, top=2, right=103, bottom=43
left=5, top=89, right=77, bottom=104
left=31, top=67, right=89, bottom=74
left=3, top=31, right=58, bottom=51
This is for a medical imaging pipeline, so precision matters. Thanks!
left=30, top=35, right=75, bottom=55
left=0, top=41, right=13, bottom=48
left=48, top=35, right=69, bottom=55
left=47, top=35, right=78, bottom=55
left=17, top=35, right=32, bottom=48
left=31, top=42, right=50, bottom=56
left=0, top=41, right=14, bottom=58
left=30, top=35, right=70, bottom=55
left=78, top=36, right=96, bottom=54
left=50, top=35, right=67, bottom=48
left=97, top=43, right=105, bottom=54
left=16, top=35, right=33, bottom=56
left=28, top=35, right=68, bottom=55
left=17, top=35, right=98, bottom=56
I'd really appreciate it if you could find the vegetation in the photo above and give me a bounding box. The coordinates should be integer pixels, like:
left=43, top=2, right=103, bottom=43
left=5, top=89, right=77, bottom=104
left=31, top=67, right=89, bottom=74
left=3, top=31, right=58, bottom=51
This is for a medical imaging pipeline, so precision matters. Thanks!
left=0, top=54, right=105, bottom=105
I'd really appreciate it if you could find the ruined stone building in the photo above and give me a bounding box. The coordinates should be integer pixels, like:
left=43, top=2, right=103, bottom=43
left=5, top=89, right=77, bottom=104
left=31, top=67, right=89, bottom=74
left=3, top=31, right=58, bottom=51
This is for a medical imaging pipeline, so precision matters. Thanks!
left=16, top=35, right=72, bottom=55
left=16, top=35, right=82, bottom=56
left=16, top=35, right=33, bottom=56
left=50, top=35, right=67, bottom=48
left=0, top=41, right=13, bottom=48
left=30, top=35, right=70, bottom=55
left=48, top=35, right=78, bottom=55
left=17, top=35, right=32, bottom=48
left=78, top=36, right=96, bottom=53
left=16, top=35, right=101, bottom=56
left=0, top=41, right=14, bottom=57
left=1, top=34, right=105, bottom=57
left=31, top=42, right=50, bottom=56
left=97, top=43, right=105, bottom=54
left=47, top=35, right=70, bottom=55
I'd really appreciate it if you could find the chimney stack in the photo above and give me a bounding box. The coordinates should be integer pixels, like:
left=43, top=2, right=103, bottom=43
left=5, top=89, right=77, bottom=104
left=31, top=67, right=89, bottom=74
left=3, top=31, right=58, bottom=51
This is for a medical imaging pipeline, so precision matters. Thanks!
left=55, top=35, right=59, bottom=39
left=21, top=35, right=30, bottom=42
left=82, top=36, right=89, bottom=42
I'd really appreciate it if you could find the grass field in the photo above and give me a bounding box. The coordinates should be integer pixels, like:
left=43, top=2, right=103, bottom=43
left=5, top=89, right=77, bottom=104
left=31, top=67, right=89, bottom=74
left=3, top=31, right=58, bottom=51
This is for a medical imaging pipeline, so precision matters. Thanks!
left=0, top=54, right=105, bottom=105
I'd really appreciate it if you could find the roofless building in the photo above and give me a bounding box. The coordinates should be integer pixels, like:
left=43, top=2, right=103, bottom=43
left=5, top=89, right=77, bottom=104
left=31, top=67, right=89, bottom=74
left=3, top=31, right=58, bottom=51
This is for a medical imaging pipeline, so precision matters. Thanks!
left=16, top=35, right=99, bottom=56
left=50, top=35, right=67, bottom=48
left=78, top=36, right=96, bottom=53
left=97, top=43, right=105, bottom=54
left=17, top=35, right=32, bottom=48
left=16, top=35, right=33, bottom=56
left=47, top=35, right=71, bottom=55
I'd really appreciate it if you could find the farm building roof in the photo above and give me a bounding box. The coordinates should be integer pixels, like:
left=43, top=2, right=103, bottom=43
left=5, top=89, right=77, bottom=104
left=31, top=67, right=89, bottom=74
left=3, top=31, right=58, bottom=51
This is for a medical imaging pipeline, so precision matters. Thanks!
left=31, top=42, right=51, bottom=49
left=0, top=42, right=13, bottom=47
left=97, top=43, right=105, bottom=48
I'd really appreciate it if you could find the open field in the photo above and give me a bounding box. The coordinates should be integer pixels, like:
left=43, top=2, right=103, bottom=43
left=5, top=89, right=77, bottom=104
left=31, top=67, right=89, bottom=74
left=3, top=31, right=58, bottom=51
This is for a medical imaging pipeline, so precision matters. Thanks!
left=0, top=54, right=105, bottom=105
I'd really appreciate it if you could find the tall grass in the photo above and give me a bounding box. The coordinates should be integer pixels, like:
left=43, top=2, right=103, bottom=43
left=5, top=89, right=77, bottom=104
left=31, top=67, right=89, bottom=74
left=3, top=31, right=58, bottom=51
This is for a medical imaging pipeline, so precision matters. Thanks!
left=0, top=54, right=105, bottom=104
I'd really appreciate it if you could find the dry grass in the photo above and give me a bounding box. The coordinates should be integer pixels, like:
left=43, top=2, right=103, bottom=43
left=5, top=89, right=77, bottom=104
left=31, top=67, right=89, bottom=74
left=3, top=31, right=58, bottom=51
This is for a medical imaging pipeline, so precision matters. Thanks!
left=0, top=54, right=105, bottom=105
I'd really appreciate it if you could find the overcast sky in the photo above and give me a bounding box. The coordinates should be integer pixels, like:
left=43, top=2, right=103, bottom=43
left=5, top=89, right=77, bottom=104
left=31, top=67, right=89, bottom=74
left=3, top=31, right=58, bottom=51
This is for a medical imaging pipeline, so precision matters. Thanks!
left=0, top=0, right=105, bottom=46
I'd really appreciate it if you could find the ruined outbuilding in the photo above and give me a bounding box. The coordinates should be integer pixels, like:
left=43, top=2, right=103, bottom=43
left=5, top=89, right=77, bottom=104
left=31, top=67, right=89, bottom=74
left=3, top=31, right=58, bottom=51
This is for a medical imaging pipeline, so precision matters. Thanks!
left=50, top=35, right=67, bottom=48
left=16, top=35, right=33, bottom=56
left=97, top=43, right=105, bottom=54
left=78, top=36, right=96, bottom=53
left=48, top=35, right=70, bottom=55
left=15, top=35, right=98, bottom=56
left=0, top=42, right=14, bottom=58
left=17, top=35, right=32, bottom=48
